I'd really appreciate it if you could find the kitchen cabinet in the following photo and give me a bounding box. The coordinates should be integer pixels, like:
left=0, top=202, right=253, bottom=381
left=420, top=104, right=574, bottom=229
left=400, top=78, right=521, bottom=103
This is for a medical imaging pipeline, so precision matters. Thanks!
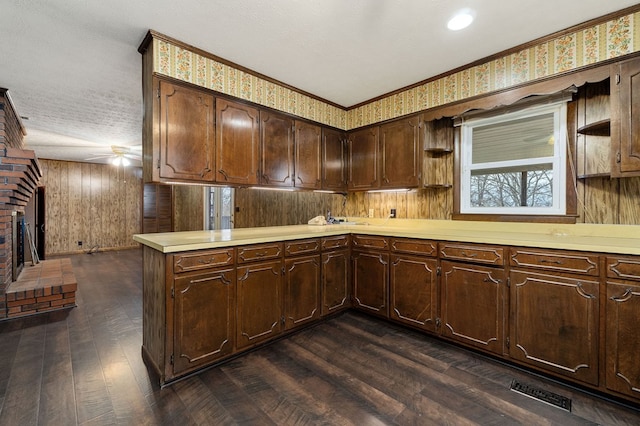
left=509, top=248, right=600, bottom=385
left=260, top=110, right=294, bottom=187
left=321, top=235, right=351, bottom=316
left=348, top=127, right=379, bottom=190
left=236, top=242, right=284, bottom=350
left=380, top=117, right=421, bottom=188
left=611, top=56, right=640, bottom=177
left=439, top=243, right=506, bottom=355
left=157, top=79, right=216, bottom=182
left=322, top=128, right=347, bottom=191
left=216, top=98, right=260, bottom=185
left=139, top=228, right=640, bottom=405
left=295, top=121, right=322, bottom=189
left=284, top=239, right=321, bottom=329
left=605, top=256, right=640, bottom=399
left=351, top=235, right=389, bottom=318
left=389, top=238, right=438, bottom=332
left=173, top=266, right=235, bottom=375
left=168, top=248, right=236, bottom=380
left=260, top=116, right=321, bottom=189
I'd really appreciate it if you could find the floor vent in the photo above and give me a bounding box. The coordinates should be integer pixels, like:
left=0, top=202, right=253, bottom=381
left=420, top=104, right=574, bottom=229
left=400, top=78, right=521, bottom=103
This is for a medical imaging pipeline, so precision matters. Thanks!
left=510, top=379, right=572, bottom=412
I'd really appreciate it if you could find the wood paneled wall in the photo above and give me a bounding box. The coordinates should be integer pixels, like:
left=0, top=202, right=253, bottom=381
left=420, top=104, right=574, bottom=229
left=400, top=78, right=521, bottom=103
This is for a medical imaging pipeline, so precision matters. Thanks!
left=173, top=185, right=205, bottom=231
left=39, top=160, right=142, bottom=255
left=233, top=187, right=453, bottom=227
left=578, top=177, right=640, bottom=224
left=234, top=180, right=640, bottom=228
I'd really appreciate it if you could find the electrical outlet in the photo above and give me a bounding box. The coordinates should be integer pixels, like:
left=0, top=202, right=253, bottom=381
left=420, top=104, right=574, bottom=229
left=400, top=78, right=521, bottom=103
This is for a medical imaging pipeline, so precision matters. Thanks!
left=77, top=241, right=83, bottom=247
left=390, top=208, right=396, bottom=218
left=368, top=208, right=374, bottom=218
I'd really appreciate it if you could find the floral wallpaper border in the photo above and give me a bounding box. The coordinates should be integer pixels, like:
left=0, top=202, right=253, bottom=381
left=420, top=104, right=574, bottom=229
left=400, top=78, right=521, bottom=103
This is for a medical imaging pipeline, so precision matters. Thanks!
left=153, top=10, right=640, bottom=131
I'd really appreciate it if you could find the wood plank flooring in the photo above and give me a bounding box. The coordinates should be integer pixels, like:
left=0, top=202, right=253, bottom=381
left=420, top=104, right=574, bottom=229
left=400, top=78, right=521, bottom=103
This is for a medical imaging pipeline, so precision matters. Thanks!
left=0, top=248, right=638, bottom=425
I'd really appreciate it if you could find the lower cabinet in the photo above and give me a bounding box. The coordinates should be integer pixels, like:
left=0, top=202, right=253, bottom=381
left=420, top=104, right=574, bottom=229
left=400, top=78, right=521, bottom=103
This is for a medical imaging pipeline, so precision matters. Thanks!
left=173, top=267, right=236, bottom=375
left=352, top=249, right=389, bottom=318
left=143, top=236, right=640, bottom=405
left=389, top=254, right=438, bottom=333
left=236, top=259, right=284, bottom=350
left=509, top=269, right=599, bottom=385
left=605, top=255, right=640, bottom=399
left=440, top=260, right=506, bottom=355
left=284, top=254, right=321, bottom=330
left=321, top=249, right=350, bottom=316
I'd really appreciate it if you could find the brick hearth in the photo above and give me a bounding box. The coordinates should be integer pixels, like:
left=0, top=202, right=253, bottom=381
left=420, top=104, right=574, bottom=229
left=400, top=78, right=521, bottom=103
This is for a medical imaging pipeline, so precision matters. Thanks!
left=5, top=258, right=77, bottom=317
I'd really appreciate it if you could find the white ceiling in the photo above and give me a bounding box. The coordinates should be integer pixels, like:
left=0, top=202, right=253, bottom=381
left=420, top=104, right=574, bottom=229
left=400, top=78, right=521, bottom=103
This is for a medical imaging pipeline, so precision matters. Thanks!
left=1, top=0, right=637, bottom=166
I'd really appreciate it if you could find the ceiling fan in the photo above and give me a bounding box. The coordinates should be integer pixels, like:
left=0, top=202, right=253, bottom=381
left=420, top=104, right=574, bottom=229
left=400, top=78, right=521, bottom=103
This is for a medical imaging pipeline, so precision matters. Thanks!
left=84, top=145, right=142, bottom=166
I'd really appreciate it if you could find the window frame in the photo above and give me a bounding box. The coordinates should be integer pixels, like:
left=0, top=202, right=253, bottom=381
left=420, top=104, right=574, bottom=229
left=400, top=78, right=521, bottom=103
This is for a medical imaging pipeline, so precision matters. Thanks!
left=452, top=97, right=577, bottom=223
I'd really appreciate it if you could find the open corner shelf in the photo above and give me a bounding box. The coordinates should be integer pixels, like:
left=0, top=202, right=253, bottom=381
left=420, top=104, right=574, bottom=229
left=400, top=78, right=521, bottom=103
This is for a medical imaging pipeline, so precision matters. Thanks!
left=424, top=148, right=453, bottom=154
left=577, top=119, right=610, bottom=136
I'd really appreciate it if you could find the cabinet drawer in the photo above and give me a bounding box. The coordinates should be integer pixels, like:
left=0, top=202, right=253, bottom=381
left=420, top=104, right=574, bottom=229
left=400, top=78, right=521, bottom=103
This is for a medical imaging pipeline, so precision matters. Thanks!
left=439, top=243, right=504, bottom=265
left=607, top=256, right=640, bottom=281
left=352, top=235, right=389, bottom=251
left=321, top=235, right=350, bottom=251
left=285, top=239, right=320, bottom=256
left=173, top=248, right=234, bottom=273
left=391, top=238, right=437, bottom=257
left=237, top=242, right=283, bottom=264
left=510, top=248, right=599, bottom=276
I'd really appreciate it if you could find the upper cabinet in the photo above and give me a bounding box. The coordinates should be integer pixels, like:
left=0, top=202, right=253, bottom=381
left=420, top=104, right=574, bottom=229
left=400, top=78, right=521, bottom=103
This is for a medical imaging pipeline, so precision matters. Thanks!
left=260, top=111, right=294, bottom=187
left=380, top=117, right=421, bottom=188
left=348, top=127, right=379, bottom=190
left=294, top=121, right=322, bottom=190
left=321, top=128, right=347, bottom=192
left=156, top=79, right=216, bottom=182
left=612, top=56, right=640, bottom=177
left=260, top=115, right=323, bottom=190
left=216, top=98, right=260, bottom=185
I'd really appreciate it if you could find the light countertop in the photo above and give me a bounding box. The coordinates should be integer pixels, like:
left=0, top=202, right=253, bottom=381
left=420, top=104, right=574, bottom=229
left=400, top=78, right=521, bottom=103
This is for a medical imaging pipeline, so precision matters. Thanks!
left=133, top=219, right=640, bottom=256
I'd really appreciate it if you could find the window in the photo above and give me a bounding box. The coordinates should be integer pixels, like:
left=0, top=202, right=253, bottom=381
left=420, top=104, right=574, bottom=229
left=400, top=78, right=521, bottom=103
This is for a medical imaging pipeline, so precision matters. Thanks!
left=206, top=187, right=234, bottom=230
left=459, top=102, right=567, bottom=215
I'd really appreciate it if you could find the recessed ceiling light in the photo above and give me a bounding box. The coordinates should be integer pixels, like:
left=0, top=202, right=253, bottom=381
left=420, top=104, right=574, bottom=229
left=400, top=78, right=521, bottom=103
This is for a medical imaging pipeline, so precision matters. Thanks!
left=447, top=10, right=474, bottom=31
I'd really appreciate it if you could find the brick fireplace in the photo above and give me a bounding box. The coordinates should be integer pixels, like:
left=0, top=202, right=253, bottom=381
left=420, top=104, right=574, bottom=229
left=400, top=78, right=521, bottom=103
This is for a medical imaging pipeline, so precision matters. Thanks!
left=0, top=88, right=76, bottom=320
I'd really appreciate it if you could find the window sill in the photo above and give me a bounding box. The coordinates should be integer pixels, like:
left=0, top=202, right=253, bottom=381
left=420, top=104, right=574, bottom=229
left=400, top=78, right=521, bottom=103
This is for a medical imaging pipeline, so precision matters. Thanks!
left=452, top=213, right=578, bottom=224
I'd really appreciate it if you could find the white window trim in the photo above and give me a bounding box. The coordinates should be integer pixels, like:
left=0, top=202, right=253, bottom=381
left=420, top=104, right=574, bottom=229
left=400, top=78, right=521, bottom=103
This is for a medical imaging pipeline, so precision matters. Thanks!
left=460, top=102, right=567, bottom=215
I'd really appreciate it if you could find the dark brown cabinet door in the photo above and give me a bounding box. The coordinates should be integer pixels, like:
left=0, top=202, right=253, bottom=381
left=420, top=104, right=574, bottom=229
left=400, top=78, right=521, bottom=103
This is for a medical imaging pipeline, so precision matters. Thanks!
left=173, top=268, right=235, bottom=375
left=158, top=80, right=215, bottom=181
left=613, top=57, right=640, bottom=176
left=380, top=117, right=421, bottom=188
left=216, top=98, right=260, bottom=185
left=348, top=127, right=379, bottom=190
left=606, top=281, right=640, bottom=398
left=236, top=260, right=283, bottom=350
left=352, top=250, right=389, bottom=318
left=440, top=261, right=505, bottom=355
left=322, top=128, right=346, bottom=191
left=285, top=255, right=321, bottom=329
left=510, top=269, right=599, bottom=385
left=294, top=121, right=322, bottom=189
left=390, top=255, right=437, bottom=332
left=321, top=249, right=350, bottom=316
left=260, top=111, right=294, bottom=187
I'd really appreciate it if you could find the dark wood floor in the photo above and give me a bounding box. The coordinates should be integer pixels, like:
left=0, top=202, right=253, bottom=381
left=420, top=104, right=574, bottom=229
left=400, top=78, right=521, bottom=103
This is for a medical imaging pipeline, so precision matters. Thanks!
left=0, top=249, right=639, bottom=425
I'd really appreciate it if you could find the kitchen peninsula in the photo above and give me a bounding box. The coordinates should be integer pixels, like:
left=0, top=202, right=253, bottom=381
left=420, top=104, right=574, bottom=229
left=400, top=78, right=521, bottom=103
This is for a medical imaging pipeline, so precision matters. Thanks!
left=134, top=219, right=640, bottom=406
